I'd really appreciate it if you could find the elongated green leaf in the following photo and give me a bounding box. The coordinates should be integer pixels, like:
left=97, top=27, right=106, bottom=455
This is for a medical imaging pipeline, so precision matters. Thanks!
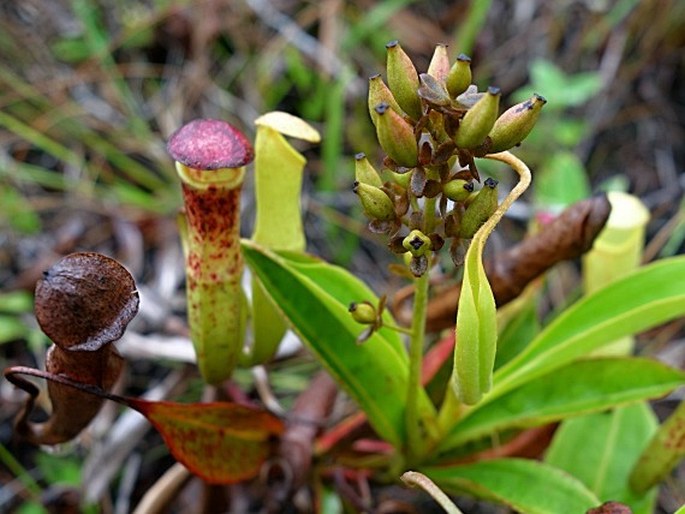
left=545, top=403, right=658, bottom=514
left=494, top=295, right=540, bottom=369
left=492, top=257, right=685, bottom=400
left=440, top=358, right=683, bottom=451
left=424, top=458, right=600, bottom=514
left=276, top=250, right=406, bottom=363
left=241, top=240, right=434, bottom=446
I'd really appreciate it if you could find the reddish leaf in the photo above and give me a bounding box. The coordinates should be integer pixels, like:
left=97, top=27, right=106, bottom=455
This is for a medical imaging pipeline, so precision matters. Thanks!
left=4, top=367, right=284, bottom=484
left=126, top=399, right=284, bottom=484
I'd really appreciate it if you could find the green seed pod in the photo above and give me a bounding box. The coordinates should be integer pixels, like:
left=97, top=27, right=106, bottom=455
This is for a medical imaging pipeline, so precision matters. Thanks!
left=454, top=86, right=501, bottom=149
left=391, top=170, right=411, bottom=189
left=368, top=74, right=404, bottom=127
left=446, top=53, right=472, bottom=98
left=459, top=178, right=499, bottom=238
left=354, top=152, right=383, bottom=188
left=353, top=181, right=396, bottom=221
left=348, top=301, right=377, bottom=325
left=443, top=179, right=474, bottom=202
left=427, top=43, right=450, bottom=84
left=402, top=229, right=432, bottom=257
left=386, top=41, right=422, bottom=120
left=487, top=93, right=547, bottom=153
left=374, top=103, right=419, bottom=168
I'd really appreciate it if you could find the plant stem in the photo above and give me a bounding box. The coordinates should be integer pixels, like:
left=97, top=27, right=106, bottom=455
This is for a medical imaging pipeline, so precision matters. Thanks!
left=385, top=323, right=414, bottom=335
left=405, top=193, right=439, bottom=462
left=406, top=268, right=429, bottom=462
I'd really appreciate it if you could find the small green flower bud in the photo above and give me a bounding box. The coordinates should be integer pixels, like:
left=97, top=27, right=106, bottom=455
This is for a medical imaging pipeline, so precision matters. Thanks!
left=374, top=103, right=419, bottom=168
left=460, top=178, right=499, bottom=238
left=454, top=86, right=501, bottom=149
left=427, top=43, right=450, bottom=84
left=443, top=179, right=474, bottom=202
left=402, top=229, right=432, bottom=257
left=368, top=74, right=404, bottom=127
left=446, top=53, right=472, bottom=98
left=353, top=181, right=396, bottom=221
left=354, top=152, right=383, bottom=188
left=487, top=93, right=547, bottom=153
left=349, top=301, right=377, bottom=325
left=386, top=41, right=423, bottom=120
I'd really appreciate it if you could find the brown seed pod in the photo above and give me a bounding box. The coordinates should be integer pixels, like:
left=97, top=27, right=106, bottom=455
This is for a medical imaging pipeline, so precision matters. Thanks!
left=35, top=252, right=139, bottom=351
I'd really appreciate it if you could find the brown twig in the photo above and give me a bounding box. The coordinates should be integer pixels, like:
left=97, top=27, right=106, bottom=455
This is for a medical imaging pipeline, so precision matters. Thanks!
left=263, top=371, right=338, bottom=511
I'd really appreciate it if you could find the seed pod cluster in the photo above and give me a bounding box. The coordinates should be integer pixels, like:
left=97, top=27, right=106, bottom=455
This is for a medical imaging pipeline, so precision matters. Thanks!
left=358, top=42, right=545, bottom=275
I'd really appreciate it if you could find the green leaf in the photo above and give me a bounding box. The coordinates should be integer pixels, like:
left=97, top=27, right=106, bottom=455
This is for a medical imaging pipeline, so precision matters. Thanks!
left=492, top=257, right=685, bottom=400
left=545, top=403, right=658, bottom=514
left=514, top=59, right=602, bottom=109
left=241, top=240, right=434, bottom=446
left=128, top=399, right=284, bottom=485
left=552, top=119, right=587, bottom=146
left=424, top=458, right=600, bottom=514
left=536, top=151, right=591, bottom=210
left=35, top=452, right=83, bottom=486
left=494, top=297, right=540, bottom=369
left=0, top=290, right=33, bottom=313
left=630, top=398, right=685, bottom=493
left=0, top=185, right=41, bottom=234
left=440, top=358, right=683, bottom=451
left=16, top=502, right=47, bottom=514
left=0, top=315, right=28, bottom=344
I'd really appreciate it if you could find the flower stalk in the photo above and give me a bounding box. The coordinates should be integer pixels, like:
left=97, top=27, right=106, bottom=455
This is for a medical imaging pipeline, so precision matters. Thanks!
left=357, top=41, right=544, bottom=454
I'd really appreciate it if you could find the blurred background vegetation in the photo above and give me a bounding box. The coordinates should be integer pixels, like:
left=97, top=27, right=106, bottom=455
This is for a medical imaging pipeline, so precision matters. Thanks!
left=0, top=0, right=683, bottom=512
